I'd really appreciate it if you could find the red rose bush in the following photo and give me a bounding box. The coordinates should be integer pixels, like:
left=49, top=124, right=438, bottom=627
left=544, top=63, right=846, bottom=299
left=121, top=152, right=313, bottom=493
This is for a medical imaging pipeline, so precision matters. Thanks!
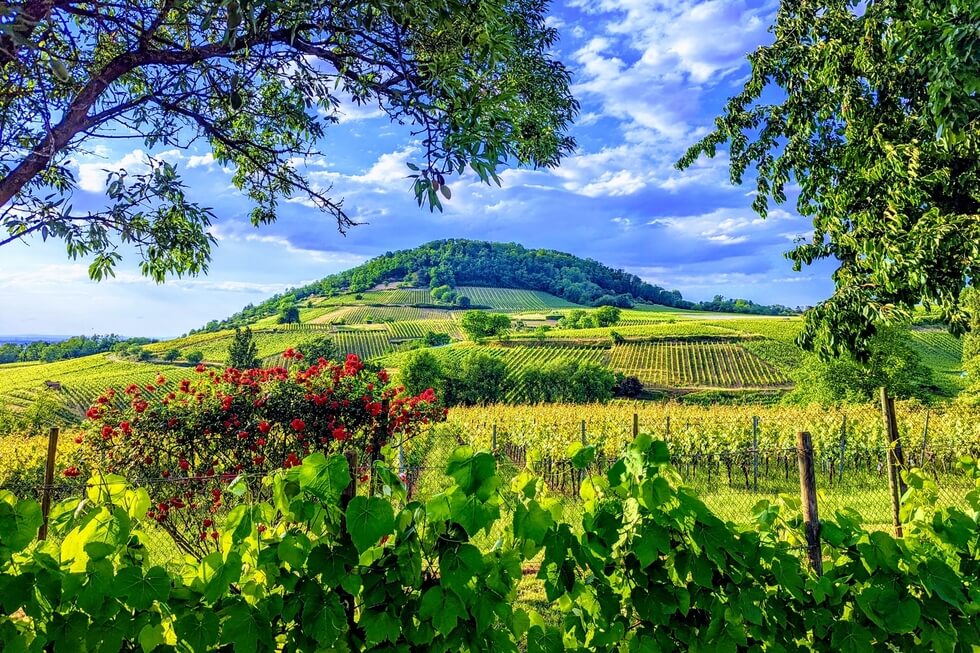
left=71, top=353, right=444, bottom=555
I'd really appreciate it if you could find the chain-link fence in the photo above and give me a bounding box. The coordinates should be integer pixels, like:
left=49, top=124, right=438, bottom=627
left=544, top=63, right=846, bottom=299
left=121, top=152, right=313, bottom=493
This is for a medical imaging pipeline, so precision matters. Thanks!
left=474, top=405, right=977, bottom=528
left=2, top=402, right=977, bottom=565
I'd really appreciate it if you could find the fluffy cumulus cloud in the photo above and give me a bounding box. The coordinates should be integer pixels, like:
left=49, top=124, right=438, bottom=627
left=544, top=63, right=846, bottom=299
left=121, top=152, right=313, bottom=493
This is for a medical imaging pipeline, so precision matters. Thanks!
left=6, top=0, right=839, bottom=336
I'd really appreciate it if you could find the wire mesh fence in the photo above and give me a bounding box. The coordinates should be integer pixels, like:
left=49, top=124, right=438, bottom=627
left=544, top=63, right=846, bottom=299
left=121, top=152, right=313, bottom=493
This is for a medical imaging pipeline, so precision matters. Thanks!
left=2, top=402, right=977, bottom=566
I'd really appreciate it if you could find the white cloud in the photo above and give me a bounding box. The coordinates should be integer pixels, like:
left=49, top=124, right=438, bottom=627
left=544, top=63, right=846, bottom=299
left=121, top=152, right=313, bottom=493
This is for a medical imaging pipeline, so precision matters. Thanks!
left=243, top=233, right=368, bottom=265
left=187, top=153, right=215, bottom=169
left=76, top=149, right=153, bottom=193
left=570, top=0, right=775, bottom=141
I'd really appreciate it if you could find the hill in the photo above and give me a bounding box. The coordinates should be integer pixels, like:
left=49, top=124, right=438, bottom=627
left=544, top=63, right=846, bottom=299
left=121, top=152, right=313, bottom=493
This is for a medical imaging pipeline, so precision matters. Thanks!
left=0, top=242, right=962, bottom=422
left=195, top=240, right=794, bottom=333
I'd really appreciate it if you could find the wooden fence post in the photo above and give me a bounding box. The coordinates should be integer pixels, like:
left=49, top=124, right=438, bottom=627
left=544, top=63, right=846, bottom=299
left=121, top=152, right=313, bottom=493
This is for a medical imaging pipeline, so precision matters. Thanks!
left=751, top=416, right=759, bottom=492
left=492, top=424, right=497, bottom=452
left=796, top=431, right=822, bottom=575
left=38, top=426, right=59, bottom=541
left=341, top=450, right=358, bottom=511
left=632, top=413, right=639, bottom=439
left=880, top=387, right=907, bottom=537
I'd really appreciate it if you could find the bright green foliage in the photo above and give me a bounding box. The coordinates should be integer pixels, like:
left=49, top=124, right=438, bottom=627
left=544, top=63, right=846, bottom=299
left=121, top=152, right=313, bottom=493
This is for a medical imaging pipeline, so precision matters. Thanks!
left=296, top=335, right=337, bottom=363
left=277, top=306, right=300, bottom=325
left=443, top=352, right=511, bottom=405
left=519, top=359, right=616, bottom=403
left=226, top=327, right=259, bottom=370
left=399, top=350, right=445, bottom=397
left=679, top=0, right=980, bottom=358
left=1, top=444, right=978, bottom=650
left=459, top=311, right=511, bottom=340
left=787, top=327, right=935, bottom=404
left=1, top=4, right=577, bottom=280
left=185, top=350, right=204, bottom=364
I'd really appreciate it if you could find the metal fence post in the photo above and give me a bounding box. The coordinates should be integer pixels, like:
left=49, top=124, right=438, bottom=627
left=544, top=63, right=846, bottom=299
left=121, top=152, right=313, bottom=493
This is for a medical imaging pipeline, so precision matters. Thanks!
left=796, top=431, right=822, bottom=575
left=38, top=426, right=59, bottom=541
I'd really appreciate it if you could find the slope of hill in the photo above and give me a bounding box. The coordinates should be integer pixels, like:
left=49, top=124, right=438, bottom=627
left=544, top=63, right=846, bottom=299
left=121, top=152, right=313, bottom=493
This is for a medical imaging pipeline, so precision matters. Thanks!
left=0, top=295, right=964, bottom=421
left=0, top=243, right=962, bottom=420
left=195, top=240, right=795, bottom=333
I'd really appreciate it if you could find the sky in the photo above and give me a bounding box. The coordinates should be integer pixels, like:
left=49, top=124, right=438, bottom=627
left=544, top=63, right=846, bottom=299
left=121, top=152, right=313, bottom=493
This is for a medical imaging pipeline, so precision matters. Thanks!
left=0, top=0, right=836, bottom=339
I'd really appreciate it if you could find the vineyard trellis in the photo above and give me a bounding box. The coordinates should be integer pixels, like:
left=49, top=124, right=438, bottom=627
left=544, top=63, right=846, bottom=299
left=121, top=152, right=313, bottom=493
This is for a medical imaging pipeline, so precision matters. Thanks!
left=609, top=341, right=791, bottom=388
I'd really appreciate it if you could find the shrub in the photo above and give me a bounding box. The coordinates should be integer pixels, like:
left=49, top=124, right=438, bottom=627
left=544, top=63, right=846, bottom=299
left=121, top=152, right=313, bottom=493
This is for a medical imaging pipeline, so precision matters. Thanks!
left=185, top=350, right=204, bottom=364
left=71, top=353, right=444, bottom=557
left=163, top=348, right=181, bottom=362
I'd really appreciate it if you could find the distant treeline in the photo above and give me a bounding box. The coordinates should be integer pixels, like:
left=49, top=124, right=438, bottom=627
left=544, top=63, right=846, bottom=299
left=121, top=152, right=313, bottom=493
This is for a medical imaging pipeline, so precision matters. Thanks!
left=192, top=239, right=796, bottom=333
left=0, top=335, right=156, bottom=364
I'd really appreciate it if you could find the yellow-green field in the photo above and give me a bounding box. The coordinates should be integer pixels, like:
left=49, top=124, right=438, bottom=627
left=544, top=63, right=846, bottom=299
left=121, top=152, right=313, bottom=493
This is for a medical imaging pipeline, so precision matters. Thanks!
left=0, top=286, right=964, bottom=421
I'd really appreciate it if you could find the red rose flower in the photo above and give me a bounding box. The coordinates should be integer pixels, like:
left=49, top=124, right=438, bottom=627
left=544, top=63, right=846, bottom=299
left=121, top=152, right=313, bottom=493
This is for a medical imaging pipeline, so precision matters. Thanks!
left=290, top=418, right=305, bottom=432
left=257, top=421, right=270, bottom=434
left=63, top=466, right=80, bottom=478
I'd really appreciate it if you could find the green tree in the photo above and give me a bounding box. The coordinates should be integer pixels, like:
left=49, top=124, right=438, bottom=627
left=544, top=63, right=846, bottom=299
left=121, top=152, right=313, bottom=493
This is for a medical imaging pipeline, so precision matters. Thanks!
left=445, top=352, right=509, bottom=405
left=399, top=350, right=444, bottom=397
left=423, top=331, right=451, bottom=347
left=227, top=327, right=259, bottom=370
left=459, top=311, right=510, bottom=341
left=278, top=305, right=300, bottom=324
left=594, top=305, right=621, bottom=327
left=786, top=327, right=935, bottom=404
left=297, top=335, right=337, bottom=363
left=678, top=0, right=980, bottom=358
left=185, top=350, right=204, bottom=364
left=0, top=1, right=577, bottom=281
left=162, top=348, right=181, bottom=362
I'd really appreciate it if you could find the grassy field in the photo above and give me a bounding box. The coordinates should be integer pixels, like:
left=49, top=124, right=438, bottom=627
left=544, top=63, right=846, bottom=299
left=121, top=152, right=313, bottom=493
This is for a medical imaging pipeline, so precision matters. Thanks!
left=0, top=287, right=966, bottom=420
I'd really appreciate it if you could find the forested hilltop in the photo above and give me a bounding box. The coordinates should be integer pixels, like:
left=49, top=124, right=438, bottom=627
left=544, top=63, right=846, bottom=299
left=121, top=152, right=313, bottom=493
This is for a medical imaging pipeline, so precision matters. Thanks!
left=195, top=240, right=795, bottom=333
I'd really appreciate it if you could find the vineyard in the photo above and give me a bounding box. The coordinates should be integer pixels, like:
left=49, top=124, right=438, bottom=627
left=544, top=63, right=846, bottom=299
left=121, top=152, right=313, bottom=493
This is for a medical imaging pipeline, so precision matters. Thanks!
left=609, top=341, right=791, bottom=388
left=386, top=319, right=461, bottom=340
left=456, top=286, right=580, bottom=310
left=511, top=321, right=742, bottom=340
left=309, top=305, right=425, bottom=324
left=0, top=290, right=967, bottom=421
left=0, top=355, right=188, bottom=416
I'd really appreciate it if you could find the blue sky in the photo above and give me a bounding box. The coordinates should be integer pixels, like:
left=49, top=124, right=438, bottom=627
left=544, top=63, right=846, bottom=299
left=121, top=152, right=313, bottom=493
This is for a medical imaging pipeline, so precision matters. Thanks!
left=0, top=0, right=835, bottom=338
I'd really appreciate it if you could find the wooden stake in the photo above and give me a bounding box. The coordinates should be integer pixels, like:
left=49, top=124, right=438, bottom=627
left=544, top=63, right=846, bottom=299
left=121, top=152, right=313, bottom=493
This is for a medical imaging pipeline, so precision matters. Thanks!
left=632, top=413, right=638, bottom=439
left=880, top=387, right=906, bottom=537
left=38, top=426, right=59, bottom=541
left=796, top=431, right=822, bottom=575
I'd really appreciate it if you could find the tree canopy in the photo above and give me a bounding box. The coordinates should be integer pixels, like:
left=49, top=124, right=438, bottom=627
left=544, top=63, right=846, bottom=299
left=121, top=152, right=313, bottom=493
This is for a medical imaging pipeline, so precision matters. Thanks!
left=0, top=0, right=577, bottom=280
left=678, top=0, right=980, bottom=358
